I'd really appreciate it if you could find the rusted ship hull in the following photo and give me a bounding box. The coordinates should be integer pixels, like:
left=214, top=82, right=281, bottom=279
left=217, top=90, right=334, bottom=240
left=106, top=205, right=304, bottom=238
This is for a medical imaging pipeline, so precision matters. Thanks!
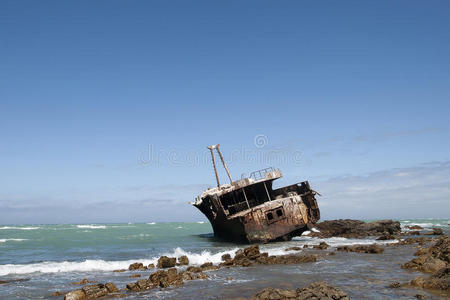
left=194, top=180, right=320, bottom=243
left=193, top=145, right=320, bottom=244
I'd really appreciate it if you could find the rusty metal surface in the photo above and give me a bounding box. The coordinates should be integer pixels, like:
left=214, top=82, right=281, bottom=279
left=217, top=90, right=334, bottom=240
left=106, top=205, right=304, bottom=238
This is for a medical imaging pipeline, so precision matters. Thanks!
left=193, top=146, right=320, bottom=243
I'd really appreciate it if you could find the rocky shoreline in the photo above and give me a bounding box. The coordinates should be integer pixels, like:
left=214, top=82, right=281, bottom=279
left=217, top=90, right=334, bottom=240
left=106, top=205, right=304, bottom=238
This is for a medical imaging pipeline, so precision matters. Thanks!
left=2, top=219, right=446, bottom=299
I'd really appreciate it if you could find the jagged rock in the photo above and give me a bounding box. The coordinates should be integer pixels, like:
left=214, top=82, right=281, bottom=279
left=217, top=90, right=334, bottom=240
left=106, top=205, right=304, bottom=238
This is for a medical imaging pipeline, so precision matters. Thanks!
left=313, top=242, right=330, bottom=250
left=389, top=282, right=401, bottom=288
left=51, top=291, right=62, bottom=297
left=129, top=274, right=141, bottom=278
left=377, top=234, right=395, bottom=240
left=200, top=262, right=219, bottom=271
left=244, top=245, right=260, bottom=259
left=424, top=228, right=443, bottom=236
left=402, top=236, right=449, bottom=273
left=410, top=267, right=450, bottom=290
left=406, top=225, right=424, bottom=230
left=113, top=269, right=126, bottom=273
left=64, top=289, right=86, bottom=300
left=148, top=263, right=155, bottom=268
left=313, top=219, right=401, bottom=238
left=105, top=282, right=118, bottom=293
left=337, top=244, right=384, bottom=254
left=250, top=281, right=348, bottom=300
left=186, top=266, right=203, bottom=273
left=284, top=246, right=302, bottom=251
left=72, top=279, right=95, bottom=285
left=82, top=284, right=109, bottom=298
left=157, top=256, right=176, bottom=268
left=178, top=255, right=189, bottom=265
left=221, top=253, right=231, bottom=261
left=128, top=262, right=146, bottom=271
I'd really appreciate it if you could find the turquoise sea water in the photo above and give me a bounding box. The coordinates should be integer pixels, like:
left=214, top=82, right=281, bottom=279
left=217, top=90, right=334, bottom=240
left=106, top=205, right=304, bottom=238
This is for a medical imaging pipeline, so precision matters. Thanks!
left=0, top=219, right=448, bottom=299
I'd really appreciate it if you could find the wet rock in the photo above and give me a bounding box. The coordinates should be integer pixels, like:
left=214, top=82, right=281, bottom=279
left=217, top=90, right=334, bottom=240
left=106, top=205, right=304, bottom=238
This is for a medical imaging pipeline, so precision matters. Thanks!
left=244, top=245, right=260, bottom=259
left=227, top=276, right=233, bottom=280
left=313, top=219, right=401, bottom=238
left=406, top=225, right=424, bottom=230
left=0, top=278, right=30, bottom=284
left=64, top=289, right=86, bottom=300
left=415, top=294, right=427, bottom=299
left=200, top=262, right=219, bottom=271
left=105, top=282, right=118, bottom=293
left=186, top=266, right=203, bottom=273
left=113, top=269, right=126, bottom=273
left=337, top=244, right=384, bottom=254
left=221, top=253, right=231, bottom=261
left=129, top=274, right=141, bottom=278
left=303, top=245, right=309, bottom=248
left=284, top=246, right=302, bottom=251
left=178, top=255, right=189, bottom=265
left=72, top=278, right=95, bottom=285
left=377, top=234, right=395, bottom=240
left=313, top=242, right=330, bottom=250
left=250, top=281, right=348, bottom=300
left=424, top=228, right=443, bottom=236
left=82, top=284, right=109, bottom=298
left=50, top=291, right=62, bottom=296
left=148, top=263, right=155, bottom=268
left=402, top=236, right=449, bottom=273
left=128, top=262, right=146, bottom=271
left=157, top=256, right=176, bottom=268
left=410, top=267, right=450, bottom=291
left=389, top=282, right=401, bottom=288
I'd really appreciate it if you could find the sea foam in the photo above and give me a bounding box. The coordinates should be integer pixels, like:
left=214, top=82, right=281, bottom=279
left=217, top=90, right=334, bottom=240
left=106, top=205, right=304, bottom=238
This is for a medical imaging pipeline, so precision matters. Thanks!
left=76, top=225, right=106, bottom=229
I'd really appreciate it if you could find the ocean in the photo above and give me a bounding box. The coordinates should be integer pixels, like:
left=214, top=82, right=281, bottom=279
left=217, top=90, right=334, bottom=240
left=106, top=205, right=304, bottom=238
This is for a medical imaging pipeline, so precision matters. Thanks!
left=0, top=219, right=448, bottom=299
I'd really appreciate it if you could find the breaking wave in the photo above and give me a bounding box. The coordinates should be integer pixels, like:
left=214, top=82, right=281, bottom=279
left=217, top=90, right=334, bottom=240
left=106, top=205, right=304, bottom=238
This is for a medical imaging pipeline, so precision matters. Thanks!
left=0, top=239, right=28, bottom=243
left=76, top=225, right=106, bottom=229
left=0, top=226, right=39, bottom=230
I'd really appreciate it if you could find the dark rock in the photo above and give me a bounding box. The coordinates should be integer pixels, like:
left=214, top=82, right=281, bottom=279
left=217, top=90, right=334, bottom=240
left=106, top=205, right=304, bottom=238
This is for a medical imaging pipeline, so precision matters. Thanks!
left=284, top=246, right=302, bottom=251
left=129, top=274, right=141, bottom=278
left=50, top=291, right=62, bottom=296
left=186, top=266, right=203, bottom=273
left=415, top=294, right=427, bottom=299
left=178, top=255, right=189, bottom=265
left=244, top=245, right=261, bottom=259
left=337, top=244, right=384, bottom=254
left=113, top=269, right=126, bottom=273
left=72, top=278, right=95, bottom=285
left=402, top=236, right=449, bottom=273
left=105, top=282, right=118, bottom=293
left=148, top=263, right=155, bottom=268
left=313, top=242, right=330, bottom=250
left=410, top=267, right=450, bottom=291
left=221, top=253, right=231, bottom=261
left=0, top=278, right=30, bottom=285
left=82, top=284, right=109, bottom=298
left=377, top=234, right=395, bottom=240
left=389, top=282, right=401, bottom=288
left=157, top=256, right=176, bottom=268
left=406, top=225, right=424, bottom=230
left=250, top=281, right=349, bottom=300
left=128, top=262, right=146, bottom=271
left=313, top=219, right=401, bottom=238
left=425, top=228, right=443, bottom=236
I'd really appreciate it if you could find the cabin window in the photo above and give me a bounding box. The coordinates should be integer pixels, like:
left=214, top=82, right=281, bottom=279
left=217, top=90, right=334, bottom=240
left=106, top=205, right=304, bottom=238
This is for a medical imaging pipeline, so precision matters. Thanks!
left=267, top=212, right=273, bottom=220
left=276, top=209, right=283, bottom=217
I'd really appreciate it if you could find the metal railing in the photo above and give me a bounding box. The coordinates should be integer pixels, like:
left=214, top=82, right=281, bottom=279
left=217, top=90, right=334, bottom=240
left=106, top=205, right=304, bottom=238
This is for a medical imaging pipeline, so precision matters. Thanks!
left=249, top=167, right=276, bottom=181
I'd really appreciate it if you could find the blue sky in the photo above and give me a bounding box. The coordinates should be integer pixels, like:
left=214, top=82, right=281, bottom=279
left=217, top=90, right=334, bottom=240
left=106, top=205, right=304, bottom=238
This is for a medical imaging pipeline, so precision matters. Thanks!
left=1, top=1, right=449, bottom=224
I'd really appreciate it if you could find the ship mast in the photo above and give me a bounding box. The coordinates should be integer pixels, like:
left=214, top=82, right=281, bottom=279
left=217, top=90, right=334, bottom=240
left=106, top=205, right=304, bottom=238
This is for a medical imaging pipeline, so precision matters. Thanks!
left=207, top=144, right=233, bottom=188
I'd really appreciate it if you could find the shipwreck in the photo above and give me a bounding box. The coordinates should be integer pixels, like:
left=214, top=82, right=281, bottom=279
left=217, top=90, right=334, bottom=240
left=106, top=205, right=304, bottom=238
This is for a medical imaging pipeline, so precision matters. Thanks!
left=192, top=144, right=320, bottom=243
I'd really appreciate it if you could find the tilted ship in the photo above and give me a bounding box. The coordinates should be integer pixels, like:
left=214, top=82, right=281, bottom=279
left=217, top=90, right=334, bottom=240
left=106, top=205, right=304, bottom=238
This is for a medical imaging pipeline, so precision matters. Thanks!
left=192, top=144, right=320, bottom=243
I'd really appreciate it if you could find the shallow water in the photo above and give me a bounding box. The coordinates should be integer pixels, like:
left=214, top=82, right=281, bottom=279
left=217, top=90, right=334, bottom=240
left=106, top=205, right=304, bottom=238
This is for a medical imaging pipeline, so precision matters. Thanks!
left=0, top=219, right=448, bottom=299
